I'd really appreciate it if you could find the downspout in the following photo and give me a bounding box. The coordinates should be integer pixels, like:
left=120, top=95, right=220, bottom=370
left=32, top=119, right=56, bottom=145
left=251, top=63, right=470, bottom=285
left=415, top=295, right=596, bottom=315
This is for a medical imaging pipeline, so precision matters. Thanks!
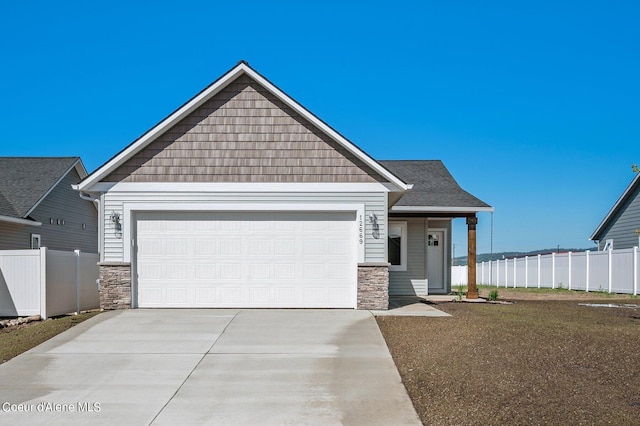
left=78, top=192, right=98, bottom=203
left=78, top=192, right=102, bottom=262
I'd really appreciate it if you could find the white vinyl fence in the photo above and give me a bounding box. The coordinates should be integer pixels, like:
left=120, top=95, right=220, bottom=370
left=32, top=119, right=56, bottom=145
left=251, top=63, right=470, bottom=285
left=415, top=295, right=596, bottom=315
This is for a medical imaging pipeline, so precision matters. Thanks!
left=0, top=248, right=99, bottom=319
left=452, top=248, right=639, bottom=296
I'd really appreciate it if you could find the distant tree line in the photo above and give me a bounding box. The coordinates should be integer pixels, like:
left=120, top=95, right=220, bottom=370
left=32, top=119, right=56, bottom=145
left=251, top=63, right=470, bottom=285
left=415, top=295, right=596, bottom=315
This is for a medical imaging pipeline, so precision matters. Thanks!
left=454, top=248, right=595, bottom=266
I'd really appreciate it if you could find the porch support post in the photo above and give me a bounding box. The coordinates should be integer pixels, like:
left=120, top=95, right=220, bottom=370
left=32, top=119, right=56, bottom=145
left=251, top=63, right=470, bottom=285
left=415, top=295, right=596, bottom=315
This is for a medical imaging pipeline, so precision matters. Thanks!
left=466, top=215, right=479, bottom=299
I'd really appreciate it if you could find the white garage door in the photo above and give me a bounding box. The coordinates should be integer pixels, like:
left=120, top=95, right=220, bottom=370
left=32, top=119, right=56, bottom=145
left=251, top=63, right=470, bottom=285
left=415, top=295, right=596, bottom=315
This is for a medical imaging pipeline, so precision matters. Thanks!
left=135, top=211, right=357, bottom=308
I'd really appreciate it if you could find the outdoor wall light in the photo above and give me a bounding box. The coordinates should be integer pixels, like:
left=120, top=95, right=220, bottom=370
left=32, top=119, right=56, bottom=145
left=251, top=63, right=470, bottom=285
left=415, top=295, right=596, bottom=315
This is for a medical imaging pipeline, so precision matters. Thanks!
left=110, top=211, right=120, bottom=224
left=110, top=211, right=122, bottom=238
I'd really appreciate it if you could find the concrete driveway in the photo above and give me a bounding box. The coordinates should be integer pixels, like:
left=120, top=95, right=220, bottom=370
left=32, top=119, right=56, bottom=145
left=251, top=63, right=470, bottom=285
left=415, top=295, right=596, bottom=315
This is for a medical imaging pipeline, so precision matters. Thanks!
left=0, top=309, right=420, bottom=425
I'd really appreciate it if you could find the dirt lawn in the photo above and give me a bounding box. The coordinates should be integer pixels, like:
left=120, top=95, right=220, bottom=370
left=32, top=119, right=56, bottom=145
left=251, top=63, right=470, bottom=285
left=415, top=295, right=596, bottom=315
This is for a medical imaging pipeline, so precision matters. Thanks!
left=377, top=289, right=640, bottom=425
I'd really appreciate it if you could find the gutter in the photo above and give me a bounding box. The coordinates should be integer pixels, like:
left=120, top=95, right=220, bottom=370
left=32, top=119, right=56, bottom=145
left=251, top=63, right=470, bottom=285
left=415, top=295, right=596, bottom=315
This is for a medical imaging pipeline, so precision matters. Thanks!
left=0, top=215, right=42, bottom=226
left=389, top=206, right=495, bottom=213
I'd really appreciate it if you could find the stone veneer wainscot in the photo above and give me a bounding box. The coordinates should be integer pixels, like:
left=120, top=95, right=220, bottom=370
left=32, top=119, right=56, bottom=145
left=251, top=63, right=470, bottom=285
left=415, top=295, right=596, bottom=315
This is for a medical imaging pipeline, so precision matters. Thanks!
left=98, top=262, right=131, bottom=310
left=357, top=263, right=390, bottom=310
left=97, top=262, right=388, bottom=310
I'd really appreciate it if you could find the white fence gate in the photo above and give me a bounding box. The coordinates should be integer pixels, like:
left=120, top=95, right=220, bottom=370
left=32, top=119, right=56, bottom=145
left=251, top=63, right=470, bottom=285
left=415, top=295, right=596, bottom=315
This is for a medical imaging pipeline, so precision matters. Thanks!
left=452, top=248, right=639, bottom=296
left=0, top=248, right=99, bottom=319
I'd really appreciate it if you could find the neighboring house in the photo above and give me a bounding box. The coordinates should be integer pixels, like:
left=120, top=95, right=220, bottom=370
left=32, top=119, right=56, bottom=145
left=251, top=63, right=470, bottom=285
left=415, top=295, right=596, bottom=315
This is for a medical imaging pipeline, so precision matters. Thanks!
left=75, top=61, right=491, bottom=311
left=590, top=172, right=640, bottom=250
left=0, top=157, right=98, bottom=252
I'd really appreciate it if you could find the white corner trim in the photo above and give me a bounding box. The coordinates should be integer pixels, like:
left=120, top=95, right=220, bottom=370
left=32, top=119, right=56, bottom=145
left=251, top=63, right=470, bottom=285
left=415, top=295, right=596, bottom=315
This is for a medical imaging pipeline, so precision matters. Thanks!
left=390, top=206, right=495, bottom=213
left=76, top=63, right=409, bottom=192
left=0, top=215, right=42, bottom=226
left=121, top=202, right=365, bottom=264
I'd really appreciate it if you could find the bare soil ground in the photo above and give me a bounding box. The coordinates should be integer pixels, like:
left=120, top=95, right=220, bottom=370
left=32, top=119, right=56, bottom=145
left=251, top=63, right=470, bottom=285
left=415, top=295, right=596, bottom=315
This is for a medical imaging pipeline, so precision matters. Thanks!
left=377, top=289, right=640, bottom=425
left=0, top=311, right=100, bottom=363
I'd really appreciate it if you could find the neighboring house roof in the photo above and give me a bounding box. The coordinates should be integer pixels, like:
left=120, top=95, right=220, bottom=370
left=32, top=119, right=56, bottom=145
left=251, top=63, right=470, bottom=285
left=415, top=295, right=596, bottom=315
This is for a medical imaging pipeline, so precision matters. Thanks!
left=76, top=61, right=409, bottom=192
left=0, top=157, right=87, bottom=225
left=380, top=160, right=493, bottom=213
left=590, top=172, right=640, bottom=241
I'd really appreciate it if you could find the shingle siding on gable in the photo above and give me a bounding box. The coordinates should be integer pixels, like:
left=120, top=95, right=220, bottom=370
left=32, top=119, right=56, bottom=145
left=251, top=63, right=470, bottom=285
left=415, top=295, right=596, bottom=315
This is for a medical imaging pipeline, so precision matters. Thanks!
left=598, top=188, right=640, bottom=250
left=104, top=75, right=383, bottom=183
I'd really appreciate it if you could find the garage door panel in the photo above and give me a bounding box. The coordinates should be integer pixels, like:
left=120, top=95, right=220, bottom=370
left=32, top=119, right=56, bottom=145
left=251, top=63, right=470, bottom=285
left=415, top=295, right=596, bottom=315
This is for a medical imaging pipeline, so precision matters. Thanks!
left=136, top=211, right=357, bottom=308
left=249, top=288, right=270, bottom=304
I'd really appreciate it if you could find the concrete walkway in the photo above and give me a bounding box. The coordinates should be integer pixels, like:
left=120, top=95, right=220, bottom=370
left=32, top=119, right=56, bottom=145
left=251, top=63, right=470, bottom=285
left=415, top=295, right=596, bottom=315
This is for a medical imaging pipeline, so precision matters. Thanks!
left=0, top=309, right=420, bottom=425
left=373, top=296, right=452, bottom=317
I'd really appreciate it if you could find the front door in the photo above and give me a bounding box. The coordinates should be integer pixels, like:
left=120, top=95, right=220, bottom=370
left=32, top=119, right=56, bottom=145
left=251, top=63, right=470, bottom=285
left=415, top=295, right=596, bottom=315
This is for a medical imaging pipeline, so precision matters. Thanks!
left=427, top=231, right=445, bottom=292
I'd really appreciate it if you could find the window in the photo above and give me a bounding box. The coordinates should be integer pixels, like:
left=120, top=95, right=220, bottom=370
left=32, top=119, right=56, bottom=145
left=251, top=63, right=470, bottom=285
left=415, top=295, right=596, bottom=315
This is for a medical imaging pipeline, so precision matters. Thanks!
left=30, top=234, right=41, bottom=249
left=388, top=221, right=407, bottom=271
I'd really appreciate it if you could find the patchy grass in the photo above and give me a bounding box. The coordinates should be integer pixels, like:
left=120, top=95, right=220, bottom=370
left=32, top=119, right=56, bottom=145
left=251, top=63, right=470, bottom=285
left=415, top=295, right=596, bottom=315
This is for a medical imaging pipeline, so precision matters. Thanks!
left=0, top=311, right=100, bottom=363
left=476, top=285, right=635, bottom=300
left=378, top=298, right=640, bottom=425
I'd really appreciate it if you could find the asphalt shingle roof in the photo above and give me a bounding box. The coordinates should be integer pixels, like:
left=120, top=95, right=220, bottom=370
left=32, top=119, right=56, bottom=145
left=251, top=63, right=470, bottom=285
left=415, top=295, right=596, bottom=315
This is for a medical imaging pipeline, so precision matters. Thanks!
left=379, top=160, right=491, bottom=209
left=0, top=157, right=79, bottom=218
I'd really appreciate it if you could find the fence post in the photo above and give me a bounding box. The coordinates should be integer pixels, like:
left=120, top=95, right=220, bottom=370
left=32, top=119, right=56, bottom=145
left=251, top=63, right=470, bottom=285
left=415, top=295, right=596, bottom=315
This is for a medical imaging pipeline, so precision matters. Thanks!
left=39, top=247, right=47, bottom=320
left=75, top=250, right=81, bottom=315
left=525, top=256, right=529, bottom=288
left=586, top=250, right=590, bottom=292
left=552, top=253, right=556, bottom=289
left=496, top=260, right=500, bottom=287
left=568, top=251, right=572, bottom=290
left=537, top=254, right=541, bottom=288
left=513, top=258, right=517, bottom=288
left=633, top=246, right=638, bottom=296
left=504, top=259, right=508, bottom=288
left=608, top=248, right=613, bottom=293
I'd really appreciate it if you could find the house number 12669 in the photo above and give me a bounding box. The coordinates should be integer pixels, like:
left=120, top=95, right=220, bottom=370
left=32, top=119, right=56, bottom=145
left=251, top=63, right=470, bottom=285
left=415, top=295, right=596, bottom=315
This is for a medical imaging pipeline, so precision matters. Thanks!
left=358, top=215, right=364, bottom=244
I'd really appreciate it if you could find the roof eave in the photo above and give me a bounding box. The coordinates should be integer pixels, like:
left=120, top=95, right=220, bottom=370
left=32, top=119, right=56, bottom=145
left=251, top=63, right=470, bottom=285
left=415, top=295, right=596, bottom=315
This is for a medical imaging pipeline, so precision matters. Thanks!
left=390, top=206, right=494, bottom=213
left=590, top=173, right=640, bottom=241
left=0, top=215, right=42, bottom=226
left=24, top=158, right=84, bottom=218
left=77, top=62, right=409, bottom=192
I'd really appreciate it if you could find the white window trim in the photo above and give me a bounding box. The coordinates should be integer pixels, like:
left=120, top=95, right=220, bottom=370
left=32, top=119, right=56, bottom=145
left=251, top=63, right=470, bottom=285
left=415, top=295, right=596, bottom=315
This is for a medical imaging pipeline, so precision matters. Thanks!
left=30, top=234, right=41, bottom=249
left=388, top=221, right=407, bottom=272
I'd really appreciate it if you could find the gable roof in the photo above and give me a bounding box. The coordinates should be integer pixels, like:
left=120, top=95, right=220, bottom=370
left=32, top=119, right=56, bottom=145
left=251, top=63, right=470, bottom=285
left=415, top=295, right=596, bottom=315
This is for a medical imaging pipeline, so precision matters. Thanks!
left=0, top=157, right=87, bottom=223
left=76, top=61, right=409, bottom=192
left=380, top=160, right=493, bottom=213
left=590, top=172, right=640, bottom=241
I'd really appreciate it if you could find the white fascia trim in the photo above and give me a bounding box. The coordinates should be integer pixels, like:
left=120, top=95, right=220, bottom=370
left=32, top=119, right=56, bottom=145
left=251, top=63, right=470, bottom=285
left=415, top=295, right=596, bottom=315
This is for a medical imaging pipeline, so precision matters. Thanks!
left=390, top=206, right=495, bottom=213
left=77, top=68, right=246, bottom=191
left=106, top=182, right=392, bottom=193
left=0, top=215, right=42, bottom=226
left=76, top=63, right=409, bottom=192
left=244, top=67, right=408, bottom=191
left=122, top=202, right=365, bottom=263
left=590, top=173, right=640, bottom=241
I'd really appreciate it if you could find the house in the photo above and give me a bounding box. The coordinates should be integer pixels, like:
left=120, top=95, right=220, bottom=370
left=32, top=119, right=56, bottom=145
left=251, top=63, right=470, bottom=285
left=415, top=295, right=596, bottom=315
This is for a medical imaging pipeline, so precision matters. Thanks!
left=74, top=61, right=492, bottom=310
left=590, top=172, right=640, bottom=250
left=0, top=157, right=98, bottom=252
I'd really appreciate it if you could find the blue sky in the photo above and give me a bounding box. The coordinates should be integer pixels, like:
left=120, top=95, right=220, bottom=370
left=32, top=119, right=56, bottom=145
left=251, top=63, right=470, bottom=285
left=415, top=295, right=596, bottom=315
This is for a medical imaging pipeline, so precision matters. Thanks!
left=1, top=1, right=638, bottom=254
